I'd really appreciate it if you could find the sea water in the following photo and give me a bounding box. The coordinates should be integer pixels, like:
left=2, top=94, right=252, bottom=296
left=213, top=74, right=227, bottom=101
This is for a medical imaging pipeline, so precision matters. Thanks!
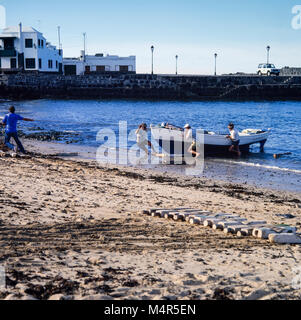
left=0, top=99, right=301, bottom=175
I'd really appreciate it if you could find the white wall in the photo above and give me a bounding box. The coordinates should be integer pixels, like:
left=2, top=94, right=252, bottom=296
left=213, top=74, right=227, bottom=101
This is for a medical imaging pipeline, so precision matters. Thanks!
left=22, top=32, right=38, bottom=70
left=0, top=28, right=62, bottom=72
left=63, top=55, right=136, bottom=75
left=0, top=57, right=11, bottom=68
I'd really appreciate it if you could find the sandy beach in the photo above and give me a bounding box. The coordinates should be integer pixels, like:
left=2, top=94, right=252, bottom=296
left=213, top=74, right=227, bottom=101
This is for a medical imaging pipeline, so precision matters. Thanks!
left=0, top=139, right=301, bottom=300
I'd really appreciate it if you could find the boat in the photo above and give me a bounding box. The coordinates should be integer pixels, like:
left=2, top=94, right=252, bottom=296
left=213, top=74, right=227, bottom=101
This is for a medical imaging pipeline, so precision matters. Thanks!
left=150, top=124, right=271, bottom=157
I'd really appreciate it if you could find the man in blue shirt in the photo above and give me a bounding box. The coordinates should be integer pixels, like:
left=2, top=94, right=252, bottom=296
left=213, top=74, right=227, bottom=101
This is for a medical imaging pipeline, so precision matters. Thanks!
left=1, top=106, right=34, bottom=154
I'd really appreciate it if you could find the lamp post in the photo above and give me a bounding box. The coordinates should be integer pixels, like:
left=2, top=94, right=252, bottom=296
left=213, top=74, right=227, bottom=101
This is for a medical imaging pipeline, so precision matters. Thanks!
left=266, top=46, right=270, bottom=64
left=214, top=53, right=218, bottom=76
left=175, top=55, right=178, bottom=75
left=151, top=45, right=154, bottom=75
left=83, top=32, right=87, bottom=62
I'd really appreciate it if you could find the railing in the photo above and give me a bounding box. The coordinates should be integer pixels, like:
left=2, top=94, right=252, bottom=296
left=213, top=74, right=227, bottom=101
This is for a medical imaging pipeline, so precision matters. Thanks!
left=0, top=49, right=17, bottom=57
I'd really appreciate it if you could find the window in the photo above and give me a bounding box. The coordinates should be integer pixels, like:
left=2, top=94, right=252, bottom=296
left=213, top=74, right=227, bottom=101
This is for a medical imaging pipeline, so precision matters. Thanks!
left=96, top=65, right=106, bottom=72
left=56, top=61, right=58, bottom=69
left=41, top=40, right=44, bottom=48
left=38, top=39, right=41, bottom=47
left=39, top=58, right=42, bottom=69
left=25, top=58, right=36, bottom=69
left=25, top=39, right=33, bottom=48
left=119, top=65, right=129, bottom=72
left=48, top=60, right=53, bottom=69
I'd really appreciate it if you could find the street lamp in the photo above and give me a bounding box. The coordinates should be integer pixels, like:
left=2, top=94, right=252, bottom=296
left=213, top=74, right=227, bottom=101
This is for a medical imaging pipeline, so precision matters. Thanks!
left=175, top=55, right=178, bottom=75
left=266, top=46, right=270, bottom=64
left=214, top=53, right=218, bottom=76
left=151, top=45, right=154, bottom=75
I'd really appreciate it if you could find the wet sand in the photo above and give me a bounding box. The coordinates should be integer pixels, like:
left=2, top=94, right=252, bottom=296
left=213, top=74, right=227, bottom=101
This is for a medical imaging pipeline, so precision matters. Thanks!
left=0, top=140, right=301, bottom=300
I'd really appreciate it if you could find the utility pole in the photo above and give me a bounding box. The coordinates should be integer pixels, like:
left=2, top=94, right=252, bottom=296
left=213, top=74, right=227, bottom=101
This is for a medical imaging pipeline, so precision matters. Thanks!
left=175, top=55, right=178, bottom=75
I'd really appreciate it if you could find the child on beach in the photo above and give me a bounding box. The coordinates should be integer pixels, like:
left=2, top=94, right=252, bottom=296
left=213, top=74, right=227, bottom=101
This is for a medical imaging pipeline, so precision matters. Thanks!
left=1, top=106, right=34, bottom=154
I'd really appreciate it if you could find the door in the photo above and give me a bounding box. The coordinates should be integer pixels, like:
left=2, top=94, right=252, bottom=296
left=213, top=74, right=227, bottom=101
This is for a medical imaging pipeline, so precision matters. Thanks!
left=10, top=58, right=17, bottom=69
left=85, top=66, right=91, bottom=74
left=64, top=65, right=77, bottom=76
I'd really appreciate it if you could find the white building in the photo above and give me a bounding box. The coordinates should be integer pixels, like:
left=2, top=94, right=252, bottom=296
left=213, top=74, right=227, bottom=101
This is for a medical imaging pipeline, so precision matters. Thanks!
left=63, top=52, right=136, bottom=75
left=0, top=24, right=63, bottom=73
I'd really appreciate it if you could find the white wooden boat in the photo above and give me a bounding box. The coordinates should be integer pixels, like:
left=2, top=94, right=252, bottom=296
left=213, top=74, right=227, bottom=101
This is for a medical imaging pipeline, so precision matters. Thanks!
left=150, top=124, right=271, bottom=156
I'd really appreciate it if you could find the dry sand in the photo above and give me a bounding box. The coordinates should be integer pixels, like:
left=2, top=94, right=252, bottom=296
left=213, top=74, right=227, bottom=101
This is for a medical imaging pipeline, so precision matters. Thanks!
left=0, top=141, right=301, bottom=300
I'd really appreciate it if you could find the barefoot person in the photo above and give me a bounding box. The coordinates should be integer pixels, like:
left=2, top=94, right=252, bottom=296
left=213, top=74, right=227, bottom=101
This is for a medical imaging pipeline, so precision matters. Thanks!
left=1, top=106, right=34, bottom=154
left=135, top=123, right=156, bottom=155
left=226, top=123, right=241, bottom=157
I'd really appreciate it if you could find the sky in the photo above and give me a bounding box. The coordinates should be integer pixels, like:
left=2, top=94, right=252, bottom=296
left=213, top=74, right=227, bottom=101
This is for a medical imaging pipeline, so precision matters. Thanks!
left=0, top=0, right=300, bottom=74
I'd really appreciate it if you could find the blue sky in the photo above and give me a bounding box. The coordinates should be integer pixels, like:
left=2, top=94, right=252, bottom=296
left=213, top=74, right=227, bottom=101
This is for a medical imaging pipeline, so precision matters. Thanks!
left=0, top=0, right=300, bottom=74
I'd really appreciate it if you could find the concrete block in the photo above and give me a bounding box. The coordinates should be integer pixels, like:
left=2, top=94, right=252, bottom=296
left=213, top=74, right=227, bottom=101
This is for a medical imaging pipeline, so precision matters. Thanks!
left=213, top=219, right=248, bottom=230
left=253, top=226, right=296, bottom=239
left=269, top=233, right=301, bottom=244
left=224, top=225, right=248, bottom=234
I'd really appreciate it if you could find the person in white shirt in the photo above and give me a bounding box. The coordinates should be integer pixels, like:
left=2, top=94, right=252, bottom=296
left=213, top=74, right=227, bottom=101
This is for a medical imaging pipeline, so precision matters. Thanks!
left=135, top=123, right=156, bottom=155
left=226, top=123, right=241, bottom=157
left=184, top=124, right=193, bottom=141
left=184, top=124, right=199, bottom=157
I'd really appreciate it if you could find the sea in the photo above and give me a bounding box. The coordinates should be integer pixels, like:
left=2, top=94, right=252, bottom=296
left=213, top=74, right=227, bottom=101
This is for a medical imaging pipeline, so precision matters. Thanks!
left=1, top=99, right=301, bottom=192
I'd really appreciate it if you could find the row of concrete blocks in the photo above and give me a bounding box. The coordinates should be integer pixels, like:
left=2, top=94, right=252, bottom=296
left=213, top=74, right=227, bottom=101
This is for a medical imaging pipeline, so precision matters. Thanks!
left=141, top=208, right=301, bottom=245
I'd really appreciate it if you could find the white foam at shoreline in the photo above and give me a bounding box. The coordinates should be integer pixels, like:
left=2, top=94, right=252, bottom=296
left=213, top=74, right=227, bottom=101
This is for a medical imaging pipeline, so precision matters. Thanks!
left=210, top=159, right=301, bottom=175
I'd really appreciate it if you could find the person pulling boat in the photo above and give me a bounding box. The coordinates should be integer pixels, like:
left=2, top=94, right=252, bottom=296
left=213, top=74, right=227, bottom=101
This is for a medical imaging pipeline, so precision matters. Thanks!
left=226, top=123, right=241, bottom=157
left=135, top=123, right=156, bottom=156
left=1, top=106, right=34, bottom=154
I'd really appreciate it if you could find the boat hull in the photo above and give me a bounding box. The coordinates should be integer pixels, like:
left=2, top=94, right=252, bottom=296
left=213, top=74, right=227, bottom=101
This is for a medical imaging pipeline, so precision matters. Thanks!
left=151, top=127, right=270, bottom=157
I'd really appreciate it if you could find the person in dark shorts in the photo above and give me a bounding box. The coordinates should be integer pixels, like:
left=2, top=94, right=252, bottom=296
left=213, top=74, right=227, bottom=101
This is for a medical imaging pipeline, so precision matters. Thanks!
left=188, top=140, right=200, bottom=158
left=1, top=106, right=34, bottom=154
left=226, top=123, right=241, bottom=157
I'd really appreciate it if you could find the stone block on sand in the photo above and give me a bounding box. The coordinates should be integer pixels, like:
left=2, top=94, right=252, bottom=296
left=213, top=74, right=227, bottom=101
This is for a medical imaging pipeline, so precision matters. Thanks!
left=213, top=219, right=248, bottom=230
left=253, top=226, right=297, bottom=239
left=269, top=233, right=301, bottom=244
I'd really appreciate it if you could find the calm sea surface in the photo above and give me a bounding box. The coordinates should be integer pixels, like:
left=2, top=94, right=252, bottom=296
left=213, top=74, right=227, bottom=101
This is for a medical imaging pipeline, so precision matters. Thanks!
left=1, top=99, right=301, bottom=172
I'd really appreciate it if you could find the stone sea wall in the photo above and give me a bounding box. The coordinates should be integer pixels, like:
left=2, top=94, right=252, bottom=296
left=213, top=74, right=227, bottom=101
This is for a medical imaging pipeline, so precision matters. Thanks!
left=0, top=73, right=301, bottom=100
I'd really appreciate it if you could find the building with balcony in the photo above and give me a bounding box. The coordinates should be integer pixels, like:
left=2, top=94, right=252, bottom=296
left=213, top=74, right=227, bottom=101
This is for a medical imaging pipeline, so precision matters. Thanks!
left=0, top=24, right=63, bottom=73
left=63, top=51, right=136, bottom=75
